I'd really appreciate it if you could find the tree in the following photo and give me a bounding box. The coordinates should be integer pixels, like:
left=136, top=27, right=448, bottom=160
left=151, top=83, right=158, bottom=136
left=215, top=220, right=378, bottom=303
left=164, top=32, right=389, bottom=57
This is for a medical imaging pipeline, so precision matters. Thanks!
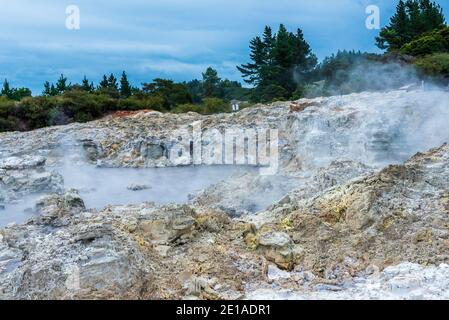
left=238, top=24, right=317, bottom=101
left=43, top=81, right=59, bottom=96
left=291, top=29, right=318, bottom=83
left=185, top=79, right=204, bottom=103
left=142, top=78, right=192, bottom=110
left=218, top=79, right=249, bottom=101
left=0, top=80, right=32, bottom=101
left=401, top=25, right=449, bottom=56
left=50, top=84, right=57, bottom=96
left=119, top=71, right=132, bottom=98
left=98, top=74, right=119, bottom=98
left=81, top=76, right=94, bottom=92
left=99, top=75, right=109, bottom=89
left=56, top=74, right=68, bottom=93
left=202, top=67, right=221, bottom=97
left=108, top=73, right=118, bottom=91
left=1, top=79, right=12, bottom=98
left=9, top=88, right=32, bottom=101
left=237, top=36, right=266, bottom=86
left=376, top=0, right=446, bottom=51
left=43, top=81, right=51, bottom=96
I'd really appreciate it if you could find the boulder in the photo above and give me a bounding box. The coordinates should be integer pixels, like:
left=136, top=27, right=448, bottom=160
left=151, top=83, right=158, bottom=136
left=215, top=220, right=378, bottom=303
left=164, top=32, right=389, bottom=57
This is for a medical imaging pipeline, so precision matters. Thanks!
left=139, top=205, right=196, bottom=245
left=257, top=230, right=303, bottom=270
left=35, top=189, right=86, bottom=224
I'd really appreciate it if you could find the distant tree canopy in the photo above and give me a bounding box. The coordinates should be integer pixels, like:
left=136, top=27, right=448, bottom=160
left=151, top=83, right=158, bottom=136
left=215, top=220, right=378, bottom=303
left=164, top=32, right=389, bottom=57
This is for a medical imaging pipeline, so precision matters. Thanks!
left=184, top=67, right=249, bottom=103
left=238, top=24, right=317, bottom=102
left=1, top=79, right=32, bottom=101
left=0, top=66, right=253, bottom=133
left=142, top=78, right=193, bottom=110
left=316, top=51, right=379, bottom=82
left=81, top=76, right=95, bottom=92
left=376, top=0, right=446, bottom=51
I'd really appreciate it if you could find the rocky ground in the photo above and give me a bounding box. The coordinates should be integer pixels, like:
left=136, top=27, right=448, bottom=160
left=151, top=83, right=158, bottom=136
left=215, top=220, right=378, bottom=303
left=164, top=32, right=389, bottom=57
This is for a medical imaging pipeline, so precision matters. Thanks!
left=1, top=89, right=449, bottom=299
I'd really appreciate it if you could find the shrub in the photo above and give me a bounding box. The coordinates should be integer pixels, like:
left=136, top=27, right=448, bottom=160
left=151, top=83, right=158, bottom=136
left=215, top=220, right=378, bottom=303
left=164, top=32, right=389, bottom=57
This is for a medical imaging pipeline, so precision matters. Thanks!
left=172, top=98, right=230, bottom=114
left=0, top=118, right=17, bottom=132
left=117, top=95, right=164, bottom=111
left=172, top=104, right=204, bottom=114
left=401, top=27, right=449, bottom=56
left=202, top=98, right=230, bottom=114
left=415, top=53, right=449, bottom=82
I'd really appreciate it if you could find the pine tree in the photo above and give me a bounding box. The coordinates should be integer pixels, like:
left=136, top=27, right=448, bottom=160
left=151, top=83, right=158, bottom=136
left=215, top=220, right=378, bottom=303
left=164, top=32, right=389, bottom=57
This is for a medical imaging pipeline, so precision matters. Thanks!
left=56, top=74, right=68, bottom=93
left=43, top=81, right=51, bottom=96
left=407, top=0, right=424, bottom=34
left=260, top=26, right=276, bottom=85
left=119, top=71, right=132, bottom=98
left=376, top=0, right=446, bottom=51
left=237, top=36, right=266, bottom=85
left=271, top=24, right=295, bottom=93
left=81, top=76, right=94, bottom=92
left=50, top=84, right=58, bottom=96
left=262, top=26, right=275, bottom=57
left=202, top=67, right=221, bottom=97
left=43, top=81, right=58, bottom=96
left=238, top=24, right=317, bottom=101
left=1, top=79, right=12, bottom=98
left=292, top=29, right=318, bottom=85
left=108, top=73, right=118, bottom=90
left=99, top=75, right=109, bottom=89
left=419, top=0, right=446, bottom=31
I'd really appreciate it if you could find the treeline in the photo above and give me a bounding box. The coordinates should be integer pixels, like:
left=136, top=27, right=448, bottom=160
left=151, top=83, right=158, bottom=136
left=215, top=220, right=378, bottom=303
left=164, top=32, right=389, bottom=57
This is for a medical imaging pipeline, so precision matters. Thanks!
left=1, top=0, right=448, bottom=133
left=0, top=68, right=251, bottom=132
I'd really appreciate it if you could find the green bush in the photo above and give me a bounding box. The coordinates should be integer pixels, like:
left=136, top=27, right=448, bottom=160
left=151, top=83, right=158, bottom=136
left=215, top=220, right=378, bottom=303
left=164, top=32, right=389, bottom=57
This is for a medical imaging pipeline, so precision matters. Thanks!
left=0, top=97, right=19, bottom=131
left=117, top=95, right=164, bottom=111
left=415, top=53, right=449, bottom=81
left=0, top=97, right=15, bottom=117
left=401, top=27, right=449, bottom=56
left=9, top=88, right=32, bottom=101
left=0, top=118, right=17, bottom=132
left=19, top=97, right=52, bottom=129
left=172, top=98, right=230, bottom=114
left=172, top=103, right=204, bottom=114
left=202, top=98, right=230, bottom=113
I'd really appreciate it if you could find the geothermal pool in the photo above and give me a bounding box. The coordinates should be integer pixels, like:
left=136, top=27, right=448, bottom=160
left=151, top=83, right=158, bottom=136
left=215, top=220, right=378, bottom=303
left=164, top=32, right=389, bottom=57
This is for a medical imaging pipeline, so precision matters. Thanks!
left=0, top=164, right=255, bottom=227
left=59, top=164, right=254, bottom=209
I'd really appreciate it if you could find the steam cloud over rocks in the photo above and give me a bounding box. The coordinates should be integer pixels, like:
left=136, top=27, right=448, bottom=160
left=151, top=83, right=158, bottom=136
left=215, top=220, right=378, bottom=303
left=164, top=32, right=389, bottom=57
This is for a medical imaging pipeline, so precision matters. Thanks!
left=1, top=89, right=449, bottom=299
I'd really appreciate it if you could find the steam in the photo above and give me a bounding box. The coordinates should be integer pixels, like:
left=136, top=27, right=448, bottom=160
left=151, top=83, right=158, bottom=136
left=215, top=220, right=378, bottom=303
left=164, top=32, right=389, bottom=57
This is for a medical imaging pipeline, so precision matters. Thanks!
left=303, top=58, right=443, bottom=98
left=328, top=61, right=420, bottom=95
left=53, top=137, right=252, bottom=210
left=0, top=135, right=253, bottom=226
left=294, top=89, right=449, bottom=170
left=58, top=162, right=252, bottom=210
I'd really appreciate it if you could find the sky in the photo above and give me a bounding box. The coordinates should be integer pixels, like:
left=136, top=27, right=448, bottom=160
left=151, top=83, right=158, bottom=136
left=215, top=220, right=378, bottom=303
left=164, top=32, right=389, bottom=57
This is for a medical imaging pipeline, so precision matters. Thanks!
left=0, top=0, right=448, bottom=93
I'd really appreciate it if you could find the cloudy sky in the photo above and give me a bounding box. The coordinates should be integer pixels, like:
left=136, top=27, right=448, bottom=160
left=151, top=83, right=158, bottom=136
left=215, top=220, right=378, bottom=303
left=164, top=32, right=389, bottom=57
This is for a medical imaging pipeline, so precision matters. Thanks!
left=0, top=0, right=447, bottom=93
